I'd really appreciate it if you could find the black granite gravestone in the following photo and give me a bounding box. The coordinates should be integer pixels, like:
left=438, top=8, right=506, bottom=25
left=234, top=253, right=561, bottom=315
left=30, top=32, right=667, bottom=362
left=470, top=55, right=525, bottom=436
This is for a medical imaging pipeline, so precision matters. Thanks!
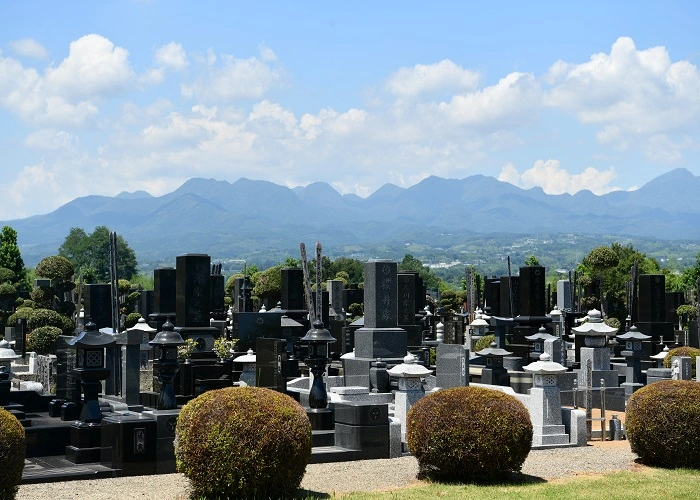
left=281, top=268, right=305, bottom=311
left=84, top=284, right=112, bottom=330
left=499, top=276, right=520, bottom=318
left=176, top=254, right=211, bottom=328
left=153, top=268, right=176, bottom=314
left=233, top=312, right=282, bottom=352
left=255, top=338, right=287, bottom=393
left=519, top=266, right=546, bottom=317
left=484, top=278, right=501, bottom=316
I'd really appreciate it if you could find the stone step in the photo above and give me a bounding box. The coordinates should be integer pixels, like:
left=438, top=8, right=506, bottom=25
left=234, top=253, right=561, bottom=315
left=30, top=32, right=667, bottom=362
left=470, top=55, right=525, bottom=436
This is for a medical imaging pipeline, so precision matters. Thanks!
left=309, top=446, right=356, bottom=464
left=312, top=429, right=335, bottom=447
left=22, top=456, right=117, bottom=485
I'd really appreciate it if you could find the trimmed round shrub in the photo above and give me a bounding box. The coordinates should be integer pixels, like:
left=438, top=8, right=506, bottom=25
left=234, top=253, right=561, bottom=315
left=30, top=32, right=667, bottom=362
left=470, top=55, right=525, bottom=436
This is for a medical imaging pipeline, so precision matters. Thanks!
left=0, top=267, right=16, bottom=284
left=474, top=334, right=508, bottom=352
left=124, top=312, right=141, bottom=329
left=27, top=326, right=62, bottom=355
left=7, top=307, right=34, bottom=325
left=627, top=380, right=700, bottom=468
left=0, top=407, right=26, bottom=499
left=30, top=285, right=54, bottom=309
left=35, top=256, right=74, bottom=281
left=27, top=308, right=75, bottom=336
left=663, top=346, right=700, bottom=378
left=175, top=386, right=312, bottom=498
left=407, top=386, right=532, bottom=482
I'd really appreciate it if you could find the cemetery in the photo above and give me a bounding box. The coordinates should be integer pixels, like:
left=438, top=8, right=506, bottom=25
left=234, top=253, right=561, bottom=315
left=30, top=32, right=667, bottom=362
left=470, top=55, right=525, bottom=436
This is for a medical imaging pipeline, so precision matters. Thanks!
left=1, top=241, right=700, bottom=498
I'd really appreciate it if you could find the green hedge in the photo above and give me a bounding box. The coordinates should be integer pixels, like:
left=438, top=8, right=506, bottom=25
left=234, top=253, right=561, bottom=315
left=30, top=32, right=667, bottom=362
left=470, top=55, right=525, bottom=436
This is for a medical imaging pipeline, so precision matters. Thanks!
left=407, top=386, right=532, bottom=482
left=0, top=408, right=25, bottom=499
left=27, top=326, right=62, bottom=355
left=175, top=386, right=312, bottom=498
left=627, top=380, right=700, bottom=468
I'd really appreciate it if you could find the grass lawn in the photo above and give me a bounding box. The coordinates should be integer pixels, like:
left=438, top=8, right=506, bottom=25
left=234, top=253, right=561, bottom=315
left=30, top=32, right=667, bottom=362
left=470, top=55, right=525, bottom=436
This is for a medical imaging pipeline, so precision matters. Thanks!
left=315, top=467, right=700, bottom=499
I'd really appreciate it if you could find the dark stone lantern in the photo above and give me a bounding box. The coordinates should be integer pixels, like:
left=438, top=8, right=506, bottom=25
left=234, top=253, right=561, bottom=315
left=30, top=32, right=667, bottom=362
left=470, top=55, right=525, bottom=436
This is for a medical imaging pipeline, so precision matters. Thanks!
left=300, top=318, right=336, bottom=409
left=617, top=325, right=652, bottom=398
left=66, top=320, right=116, bottom=425
left=149, top=318, right=185, bottom=410
left=476, top=341, right=512, bottom=368
left=525, top=325, right=557, bottom=360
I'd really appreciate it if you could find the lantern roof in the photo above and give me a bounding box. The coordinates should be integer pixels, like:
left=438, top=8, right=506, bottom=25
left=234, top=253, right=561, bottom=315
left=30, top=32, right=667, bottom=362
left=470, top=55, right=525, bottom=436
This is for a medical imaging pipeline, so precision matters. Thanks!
left=149, top=319, right=185, bottom=347
left=523, top=352, right=568, bottom=374
left=387, top=353, right=432, bottom=377
left=300, top=319, right=336, bottom=343
left=68, top=320, right=117, bottom=347
left=476, top=342, right=512, bottom=357
left=616, top=325, right=651, bottom=341
left=571, top=309, right=618, bottom=336
left=0, top=339, right=20, bottom=361
left=525, top=325, right=558, bottom=342
left=234, top=349, right=256, bottom=363
left=128, top=317, right=157, bottom=333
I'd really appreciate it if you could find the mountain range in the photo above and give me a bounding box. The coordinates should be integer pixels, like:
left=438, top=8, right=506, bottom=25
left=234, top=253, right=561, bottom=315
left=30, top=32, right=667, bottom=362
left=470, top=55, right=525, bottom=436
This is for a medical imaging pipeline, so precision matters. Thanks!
left=6, top=168, right=700, bottom=267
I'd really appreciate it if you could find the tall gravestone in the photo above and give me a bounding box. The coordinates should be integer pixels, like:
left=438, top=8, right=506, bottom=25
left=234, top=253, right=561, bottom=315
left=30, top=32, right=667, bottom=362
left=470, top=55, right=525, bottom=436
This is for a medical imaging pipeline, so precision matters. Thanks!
left=519, top=266, right=546, bottom=317
left=484, top=278, right=501, bottom=316
left=636, top=274, right=674, bottom=349
left=233, top=276, right=253, bottom=313
left=344, top=261, right=407, bottom=388
left=397, top=271, right=422, bottom=346
left=499, top=276, right=520, bottom=318
left=281, top=268, right=305, bottom=311
left=174, top=254, right=219, bottom=353
left=148, top=267, right=176, bottom=330
left=83, top=284, right=112, bottom=330
left=557, top=279, right=572, bottom=311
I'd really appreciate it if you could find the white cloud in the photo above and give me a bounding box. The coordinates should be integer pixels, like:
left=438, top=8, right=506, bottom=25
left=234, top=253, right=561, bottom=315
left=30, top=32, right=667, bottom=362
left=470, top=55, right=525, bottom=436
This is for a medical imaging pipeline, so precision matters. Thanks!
left=9, top=38, right=49, bottom=59
left=386, top=59, right=480, bottom=97
left=545, top=37, right=700, bottom=135
left=24, top=129, right=77, bottom=151
left=439, top=72, right=541, bottom=129
left=181, top=53, right=282, bottom=102
left=154, top=42, right=188, bottom=71
left=498, top=160, right=621, bottom=195
left=46, top=34, right=133, bottom=100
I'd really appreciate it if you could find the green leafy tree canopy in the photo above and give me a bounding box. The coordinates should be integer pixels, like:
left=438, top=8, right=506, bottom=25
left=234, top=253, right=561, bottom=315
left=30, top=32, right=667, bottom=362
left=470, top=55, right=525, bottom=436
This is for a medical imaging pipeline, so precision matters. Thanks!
left=59, top=226, right=138, bottom=282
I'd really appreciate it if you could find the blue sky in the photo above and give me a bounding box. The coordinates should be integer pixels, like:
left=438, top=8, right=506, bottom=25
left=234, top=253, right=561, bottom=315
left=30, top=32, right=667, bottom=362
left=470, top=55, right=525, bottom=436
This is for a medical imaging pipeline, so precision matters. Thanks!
left=0, top=1, right=698, bottom=220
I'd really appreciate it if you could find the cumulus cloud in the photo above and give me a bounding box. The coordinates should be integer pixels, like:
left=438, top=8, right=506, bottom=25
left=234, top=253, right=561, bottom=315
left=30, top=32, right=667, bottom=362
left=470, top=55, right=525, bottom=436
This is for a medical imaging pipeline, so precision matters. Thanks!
left=386, top=59, right=480, bottom=97
left=498, top=160, right=621, bottom=195
left=181, top=52, right=282, bottom=102
left=0, top=34, right=135, bottom=127
left=23, top=129, right=77, bottom=151
left=545, top=37, right=700, bottom=135
left=154, top=42, right=188, bottom=71
left=439, top=72, right=541, bottom=129
left=9, top=38, right=49, bottom=59
left=46, top=34, right=133, bottom=100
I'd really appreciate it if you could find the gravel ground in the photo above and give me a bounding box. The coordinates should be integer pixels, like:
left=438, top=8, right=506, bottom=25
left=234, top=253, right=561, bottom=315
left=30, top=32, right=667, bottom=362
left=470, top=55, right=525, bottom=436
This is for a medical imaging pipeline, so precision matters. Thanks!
left=17, top=441, right=638, bottom=499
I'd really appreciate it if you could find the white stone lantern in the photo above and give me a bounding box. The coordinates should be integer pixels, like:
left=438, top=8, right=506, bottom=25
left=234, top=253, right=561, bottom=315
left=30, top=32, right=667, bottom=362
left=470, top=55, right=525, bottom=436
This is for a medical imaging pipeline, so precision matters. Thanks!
left=234, top=349, right=257, bottom=386
left=387, top=354, right=432, bottom=441
left=523, top=352, right=570, bottom=446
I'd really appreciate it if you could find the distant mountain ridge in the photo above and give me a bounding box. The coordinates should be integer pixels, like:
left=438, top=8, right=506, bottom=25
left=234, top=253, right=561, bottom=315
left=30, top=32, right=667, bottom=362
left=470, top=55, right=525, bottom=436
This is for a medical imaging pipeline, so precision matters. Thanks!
left=6, top=168, right=700, bottom=266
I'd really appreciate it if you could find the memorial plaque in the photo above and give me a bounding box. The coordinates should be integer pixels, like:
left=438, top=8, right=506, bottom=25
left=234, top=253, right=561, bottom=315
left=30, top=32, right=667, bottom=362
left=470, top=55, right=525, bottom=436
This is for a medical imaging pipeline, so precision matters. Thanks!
left=256, top=338, right=287, bottom=392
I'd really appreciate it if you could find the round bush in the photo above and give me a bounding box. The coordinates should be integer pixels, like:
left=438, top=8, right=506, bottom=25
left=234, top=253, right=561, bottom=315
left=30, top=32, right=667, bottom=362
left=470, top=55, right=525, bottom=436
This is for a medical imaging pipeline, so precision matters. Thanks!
left=627, top=380, right=700, bottom=468
left=0, top=407, right=26, bottom=499
left=407, top=386, right=532, bottom=482
left=35, top=256, right=74, bottom=281
left=663, top=347, right=700, bottom=378
left=175, top=386, right=312, bottom=498
left=27, top=308, right=75, bottom=336
left=124, top=312, right=141, bottom=329
left=27, top=326, right=62, bottom=355
left=7, top=307, right=34, bottom=325
left=30, top=285, right=54, bottom=309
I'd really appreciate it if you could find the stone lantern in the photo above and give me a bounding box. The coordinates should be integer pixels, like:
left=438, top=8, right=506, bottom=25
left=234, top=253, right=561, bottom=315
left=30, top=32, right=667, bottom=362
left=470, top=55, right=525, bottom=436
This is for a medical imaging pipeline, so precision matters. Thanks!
left=66, top=320, right=116, bottom=425
left=388, top=353, right=432, bottom=441
left=300, top=318, right=336, bottom=409
left=571, top=309, right=617, bottom=347
left=131, top=317, right=157, bottom=369
left=549, top=306, right=567, bottom=365
left=0, top=338, right=20, bottom=376
left=525, top=326, right=557, bottom=360
left=476, top=342, right=512, bottom=386
left=617, top=325, right=651, bottom=398
left=523, top=352, right=570, bottom=446
left=149, top=318, right=185, bottom=410
left=650, top=344, right=669, bottom=368
left=468, top=312, right=489, bottom=352
left=233, top=349, right=257, bottom=386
